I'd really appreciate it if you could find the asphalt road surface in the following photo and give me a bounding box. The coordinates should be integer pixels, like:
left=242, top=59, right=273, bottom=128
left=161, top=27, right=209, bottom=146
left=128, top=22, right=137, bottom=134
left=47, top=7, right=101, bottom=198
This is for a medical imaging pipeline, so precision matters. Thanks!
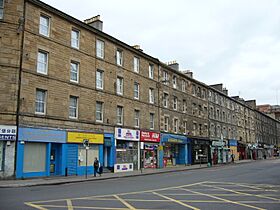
left=0, top=159, right=279, bottom=210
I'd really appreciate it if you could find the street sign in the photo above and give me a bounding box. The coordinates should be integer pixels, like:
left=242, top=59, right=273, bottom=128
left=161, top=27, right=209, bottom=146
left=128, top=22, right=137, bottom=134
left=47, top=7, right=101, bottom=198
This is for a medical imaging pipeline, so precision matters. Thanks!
left=83, top=139, right=89, bottom=148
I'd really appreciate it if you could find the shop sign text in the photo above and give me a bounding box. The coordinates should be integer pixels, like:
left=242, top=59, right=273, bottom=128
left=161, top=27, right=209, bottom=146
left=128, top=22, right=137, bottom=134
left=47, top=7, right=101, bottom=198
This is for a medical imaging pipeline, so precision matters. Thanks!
left=140, top=131, right=160, bottom=142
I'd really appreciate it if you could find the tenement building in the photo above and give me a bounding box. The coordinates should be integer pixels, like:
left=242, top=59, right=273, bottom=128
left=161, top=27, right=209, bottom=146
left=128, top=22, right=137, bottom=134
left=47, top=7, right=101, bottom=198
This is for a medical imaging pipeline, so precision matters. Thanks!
left=0, top=0, right=279, bottom=179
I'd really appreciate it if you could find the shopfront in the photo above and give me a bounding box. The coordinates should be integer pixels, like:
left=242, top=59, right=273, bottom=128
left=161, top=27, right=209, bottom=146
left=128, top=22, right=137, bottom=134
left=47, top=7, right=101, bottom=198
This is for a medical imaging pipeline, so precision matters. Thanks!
left=16, top=127, right=67, bottom=178
left=211, top=140, right=230, bottom=164
left=237, top=141, right=247, bottom=160
left=229, top=139, right=239, bottom=160
left=103, top=133, right=115, bottom=171
left=140, top=131, right=160, bottom=169
left=191, top=138, right=211, bottom=165
left=67, top=131, right=104, bottom=176
left=160, top=133, right=191, bottom=168
left=115, top=128, right=140, bottom=172
left=0, top=125, right=16, bottom=179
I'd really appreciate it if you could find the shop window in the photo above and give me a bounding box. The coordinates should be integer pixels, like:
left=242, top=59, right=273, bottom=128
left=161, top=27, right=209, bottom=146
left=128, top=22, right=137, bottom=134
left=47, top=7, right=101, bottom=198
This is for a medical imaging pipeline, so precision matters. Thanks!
left=23, top=142, right=46, bottom=172
left=116, top=140, right=138, bottom=169
left=78, top=145, right=99, bottom=166
left=0, top=141, right=4, bottom=171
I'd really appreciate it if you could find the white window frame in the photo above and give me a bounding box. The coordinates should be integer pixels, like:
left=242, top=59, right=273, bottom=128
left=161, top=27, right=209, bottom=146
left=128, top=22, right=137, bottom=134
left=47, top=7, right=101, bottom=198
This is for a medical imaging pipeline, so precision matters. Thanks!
left=173, top=96, right=177, bottom=110
left=116, top=49, right=123, bottom=66
left=117, top=106, right=123, bottom=125
left=174, top=118, right=178, bottom=133
left=134, top=82, right=139, bottom=99
left=134, top=110, right=140, bottom=128
left=35, top=89, right=46, bottom=114
left=149, top=64, right=154, bottom=79
left=71, top=29, right=80, bottom=49
left=96, top=69, right=104, bottom=90
left=69, top=96, right=78, bottom=119
left=39, top=15, right=50, bottom=37
left=173, top=76, right=177, bottom=89
left=149, top=88, right=154, bottom=104
left=163, top=71, right=168, bottom=84
left=184, top=121, right=188, bottom=134
left=133, top=57, right=139, bottom=73
left=150, top=113, right=154, bottom=130
left=182, top=80, right=186, bottom=92
left=70, top=61, right=79, bottom=83
left=96, top=39, right=104, bottom=59
left=37, top=50, right=48, bottom=75
left=164, top=116, right=169, bottom=132
left=116, top=77, right=123, bottom=95
left=163, top=92, right=168, bottom=108
left=183, top=99, right=187, bottom=113
left=96, top=101, right=103, bottom=122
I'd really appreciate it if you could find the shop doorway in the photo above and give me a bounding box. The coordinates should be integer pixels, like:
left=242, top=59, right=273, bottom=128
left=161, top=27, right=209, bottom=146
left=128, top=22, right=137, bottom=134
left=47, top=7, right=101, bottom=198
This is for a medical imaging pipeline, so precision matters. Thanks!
left=143, top=150, right=157, bottom=168
left=50, top=143, right=62, bottom=176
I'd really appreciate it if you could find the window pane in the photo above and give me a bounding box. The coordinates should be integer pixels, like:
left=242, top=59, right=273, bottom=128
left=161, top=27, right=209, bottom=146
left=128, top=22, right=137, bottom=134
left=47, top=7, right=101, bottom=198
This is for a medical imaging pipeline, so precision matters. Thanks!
left=117, top=106, right=123, bottom=124
left=96, top=40, right=104, bottom=58
left=134, top=83, right=139, bottom=99
left=150, top=113, right=154, bottom=129
left=23, top=142, right=46, bottom=172
left=96, top=70, right=103, bottom=89
left=37, top=51, right=48, bottom=74
left=149, top=64, right=154, bottom=79
left=71, top=30, right=79, bottom=49
left=35, top=89, right=46, bottom=114
left=69, top=96, right=77, bottom=118
left=39, top=15, right=49, bottom=36
left=117, top=77, right=123, bottom=95
left=70, top=62, right=78, bottom=82
left=96, top=102, right=103, bottom=121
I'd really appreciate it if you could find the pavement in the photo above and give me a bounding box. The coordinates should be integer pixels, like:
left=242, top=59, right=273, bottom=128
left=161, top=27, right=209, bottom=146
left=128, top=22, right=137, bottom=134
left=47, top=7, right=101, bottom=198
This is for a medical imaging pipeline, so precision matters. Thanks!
left=0, top=159, right=257, bottom=188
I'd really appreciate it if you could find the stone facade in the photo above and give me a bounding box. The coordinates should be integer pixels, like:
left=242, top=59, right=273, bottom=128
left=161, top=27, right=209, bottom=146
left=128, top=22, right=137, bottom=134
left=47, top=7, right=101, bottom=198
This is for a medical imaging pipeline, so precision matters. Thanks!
left=0, top=0, right=279, bottom=178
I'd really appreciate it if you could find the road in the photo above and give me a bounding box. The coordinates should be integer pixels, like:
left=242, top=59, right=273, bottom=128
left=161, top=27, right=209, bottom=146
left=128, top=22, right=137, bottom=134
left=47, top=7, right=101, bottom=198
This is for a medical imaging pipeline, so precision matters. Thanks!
left=0, top=159, right=279, bottom=210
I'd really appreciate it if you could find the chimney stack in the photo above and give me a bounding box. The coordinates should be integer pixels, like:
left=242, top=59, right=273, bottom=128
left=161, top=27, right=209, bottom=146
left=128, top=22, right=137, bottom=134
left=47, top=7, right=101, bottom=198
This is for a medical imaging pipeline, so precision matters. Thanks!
left=166, top=61, right=179, bottom=71
left=183, top=70, right=193, bottom=78
left=84, top=15, right=103, bottom=31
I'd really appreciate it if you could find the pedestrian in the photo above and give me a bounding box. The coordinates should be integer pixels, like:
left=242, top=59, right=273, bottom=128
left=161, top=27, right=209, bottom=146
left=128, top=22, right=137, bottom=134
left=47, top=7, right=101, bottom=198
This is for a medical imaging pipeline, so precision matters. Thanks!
left=93, top=157, right=99, bottom=177
left=231, top=153, right=235, bottom=163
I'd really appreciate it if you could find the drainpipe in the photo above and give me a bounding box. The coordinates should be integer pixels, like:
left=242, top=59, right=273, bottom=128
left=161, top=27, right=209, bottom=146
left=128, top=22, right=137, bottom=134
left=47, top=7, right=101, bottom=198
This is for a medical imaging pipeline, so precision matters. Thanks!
left=14, top=0, right=26, bottom=178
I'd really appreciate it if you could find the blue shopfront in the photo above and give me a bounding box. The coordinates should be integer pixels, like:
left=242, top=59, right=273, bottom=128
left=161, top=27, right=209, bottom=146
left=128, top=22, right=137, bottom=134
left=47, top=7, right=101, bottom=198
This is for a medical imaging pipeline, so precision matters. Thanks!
left=66, top=131, right=104, bottom=176
left=159, top=133, right=191, bottom=168
left=103, top=133, right=115, bottom=171
left=16, top=127, right=67, bottom=179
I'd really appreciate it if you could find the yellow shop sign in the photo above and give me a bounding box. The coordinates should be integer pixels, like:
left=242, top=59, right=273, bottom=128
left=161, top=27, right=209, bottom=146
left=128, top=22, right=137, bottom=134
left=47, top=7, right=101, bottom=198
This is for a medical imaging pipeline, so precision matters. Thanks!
left=67, top=132, right=104, bottom=144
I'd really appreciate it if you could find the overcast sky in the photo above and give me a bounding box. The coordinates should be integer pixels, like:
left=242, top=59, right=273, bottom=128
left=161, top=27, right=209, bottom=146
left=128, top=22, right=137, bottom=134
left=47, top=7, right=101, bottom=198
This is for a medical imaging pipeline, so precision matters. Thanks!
left=42, top=0, right=280, bottom=105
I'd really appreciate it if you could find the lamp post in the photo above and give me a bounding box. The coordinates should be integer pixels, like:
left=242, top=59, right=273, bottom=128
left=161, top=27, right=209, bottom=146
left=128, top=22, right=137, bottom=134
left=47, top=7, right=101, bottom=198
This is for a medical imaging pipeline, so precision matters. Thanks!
left=83, top=139, right=90, bottom=179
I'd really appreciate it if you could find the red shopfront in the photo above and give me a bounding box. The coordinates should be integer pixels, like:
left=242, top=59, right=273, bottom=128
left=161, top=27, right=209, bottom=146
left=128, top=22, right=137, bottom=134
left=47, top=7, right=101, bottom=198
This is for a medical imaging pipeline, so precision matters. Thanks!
left=140, top=131, right=160, bottom=169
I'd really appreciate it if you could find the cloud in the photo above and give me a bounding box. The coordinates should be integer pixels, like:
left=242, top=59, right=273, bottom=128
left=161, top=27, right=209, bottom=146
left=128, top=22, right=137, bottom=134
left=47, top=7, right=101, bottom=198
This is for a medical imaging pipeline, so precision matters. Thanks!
left=41, top=0, right=280, bottom=105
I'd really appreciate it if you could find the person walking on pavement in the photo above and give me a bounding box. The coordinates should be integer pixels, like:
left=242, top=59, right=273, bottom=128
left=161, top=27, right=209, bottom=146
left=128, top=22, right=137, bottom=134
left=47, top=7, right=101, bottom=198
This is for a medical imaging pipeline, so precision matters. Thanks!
left=93, top=157, right=99, bottom=177
left=231, top=153, right=235, bottom=163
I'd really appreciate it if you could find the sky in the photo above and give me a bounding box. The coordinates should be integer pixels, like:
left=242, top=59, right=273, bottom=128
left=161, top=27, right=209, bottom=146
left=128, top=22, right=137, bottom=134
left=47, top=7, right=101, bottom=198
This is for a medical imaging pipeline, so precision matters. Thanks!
left=41, top=0, right=280, bottom=105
